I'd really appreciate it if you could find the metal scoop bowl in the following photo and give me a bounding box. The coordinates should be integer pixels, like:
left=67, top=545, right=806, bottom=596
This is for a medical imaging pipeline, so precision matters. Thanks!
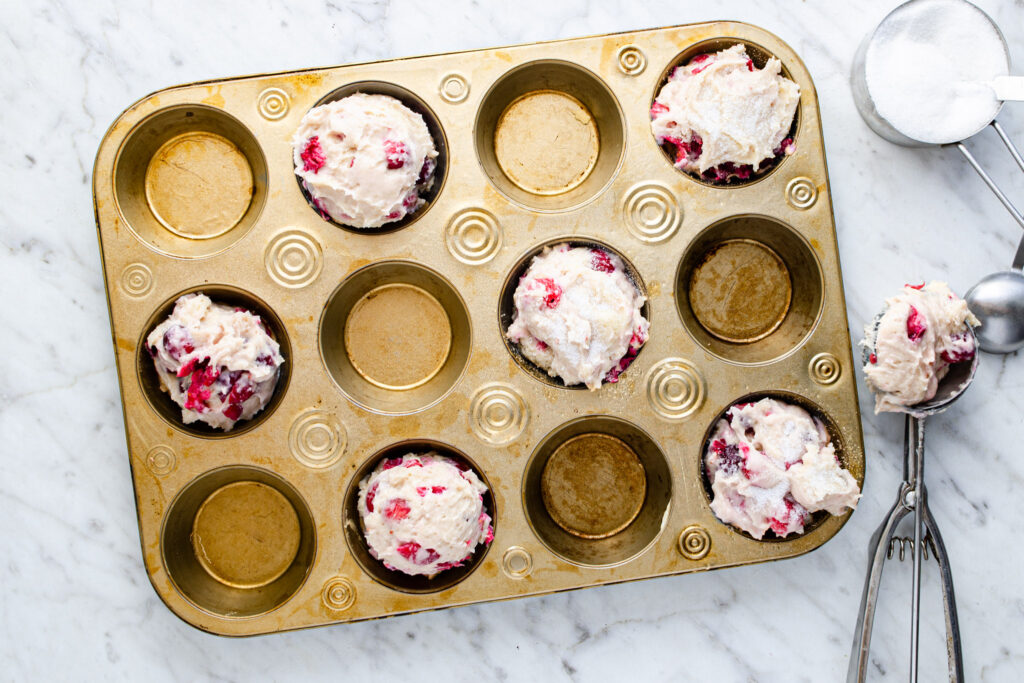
left=849, top=316, right=979, bottom=683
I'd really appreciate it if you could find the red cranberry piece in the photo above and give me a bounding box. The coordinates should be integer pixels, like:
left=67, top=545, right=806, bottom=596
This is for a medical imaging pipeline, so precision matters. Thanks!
left=418, top=157, right=436, bottom=184
left=905, top=283, right=925, bottom=290
left=365, top=482, right=378, bottom=512
left=386, top=210, right=401, bottom=220
left=690, top=53, right=713, bottom=74
left=310, top=195, right=331, bottom=221
left=717, top=443, right=745, bottom=475
left=590, top=249, right=615, bottom=273
left=650, top=102, right=669, bottom=119
left=745, top=58, right=754, bottom=71
left=941, top=346, right=975, bottom=364
left=402, top=192, right=420, bottom=210
left=384, top=499, right=411, bottom=521
left=223, top=404, right=243, bottom=421
left=162, top=325, right=195, bottom=361
left=300, top=136, right=326, bottom=173
left=255, top=354, right=276, bottom=368
left=404, top=459, right=423, bottom=468
left=423, top=548, right=440, bottom=565
left=534, top=277, right=562, bottom=309
left=383, top=139, right=409, bottom=169
left=534, top=337, right=549, bottom=352
left=416, top=485, right=446, bottom=496
left=869, top=353, right=878, bottom=364
left=227, top=376, right=254, bottom=405
left=381, top=457, right=403, bottom=470
left=176, top=356, right=199, bottom=378
left=773, top=137, right=795, bottom=157
left=395, top=541, right=420, bottom=561
left=906, top=305, right=928, bottom=341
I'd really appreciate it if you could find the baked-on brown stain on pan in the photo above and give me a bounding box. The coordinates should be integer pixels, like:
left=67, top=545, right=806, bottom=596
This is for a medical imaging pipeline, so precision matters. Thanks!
left=344, top=283, right=452, bottom=390
left=688, top=239, right=792, bottom=343
left=541, top=433, right=647, bottom=538
left=145, top=131, right=254, bottom=239
left=495, top=90, right=599, bottom=195
left=191, top=481, right=301, bottom=589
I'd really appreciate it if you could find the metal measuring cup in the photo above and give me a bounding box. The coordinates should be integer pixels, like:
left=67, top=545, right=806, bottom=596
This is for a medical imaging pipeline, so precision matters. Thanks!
left=851, top=0, right=1023, bottom=227
left=847, top=321, right=979, bottom=683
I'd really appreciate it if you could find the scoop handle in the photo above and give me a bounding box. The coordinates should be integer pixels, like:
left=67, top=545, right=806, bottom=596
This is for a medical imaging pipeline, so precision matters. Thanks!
left=955, top=122, right=1024, bottom=232
left=990, top=76, right=1024, bottom=102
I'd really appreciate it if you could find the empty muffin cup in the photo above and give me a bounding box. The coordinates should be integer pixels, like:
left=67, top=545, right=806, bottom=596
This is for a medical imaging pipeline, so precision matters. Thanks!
left=320, top=262, right=471, bottom=414
left=342, top=439, right=495, bottom=593
left=476, top=61, right=625, bottom=211
left=161, top=466, right=316, bottom=617
left=675, top=215, right=822, bottom=364
left=295, top=81, right=448, bottom=235
left=523, top=416, right=671, bottom=566
left=136, top=285, right=292, bottom=438
left=113, top=105, right=268, bottom=257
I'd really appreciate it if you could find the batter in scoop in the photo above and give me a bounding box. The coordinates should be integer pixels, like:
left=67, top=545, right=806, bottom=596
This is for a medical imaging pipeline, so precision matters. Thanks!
left=146, top=293, right=284, bottom=431
left=506, top=244, right=649, bottom=390
left=357, top=453, right=494, bottom=577
left=292, top=93, right=438, bottom=228
left=650, top=44, right=799, bottom=183
left=705, top=398, right=860, bottom=540
left=862, top=281, right=979, bottom=413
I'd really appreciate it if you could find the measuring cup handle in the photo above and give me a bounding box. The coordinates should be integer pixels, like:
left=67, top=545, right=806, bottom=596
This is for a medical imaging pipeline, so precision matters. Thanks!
left=922, top=504, right=965, bottom=683
left=955, top=129, right=1024, bottom=232
left=848, top=498, right=911, bottom=683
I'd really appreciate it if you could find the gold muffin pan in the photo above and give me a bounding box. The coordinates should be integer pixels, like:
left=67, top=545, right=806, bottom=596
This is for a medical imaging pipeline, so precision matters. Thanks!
left=93, top=21, right=864, bottom=635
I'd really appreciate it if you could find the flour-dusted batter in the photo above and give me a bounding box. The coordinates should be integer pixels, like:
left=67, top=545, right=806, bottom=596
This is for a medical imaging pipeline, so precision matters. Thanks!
left=506, top=244, right=649, bottom=390
left=705, top=398, right=860, bottom=540
left=357, top=453, right=494, bottom=577
left=862, top=281, right=979, bottom=413
left=650, top=44, right=800, bottom=183
left=146, top=293, right=284, bottom=431
left=292, top=93, right=438, bottom=228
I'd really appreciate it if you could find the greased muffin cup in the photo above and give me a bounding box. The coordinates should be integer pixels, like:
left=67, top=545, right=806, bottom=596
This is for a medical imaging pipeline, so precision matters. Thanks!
left=94, top=21, right=864, bottom=636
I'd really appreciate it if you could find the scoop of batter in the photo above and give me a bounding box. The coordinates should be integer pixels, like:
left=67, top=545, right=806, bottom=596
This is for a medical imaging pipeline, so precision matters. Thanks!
left=146, top=293, right=284, bottom=431
left=705, top=398, right=860, bottom=540
left=292, top=93, right=438, bottom=228
left=650, top=44, right=800, bottom=183
left=862, top=281, right=979, bottom=413
left=505, top=244, right=649, bottom=390
left=357, top=453, right=494, bottom=577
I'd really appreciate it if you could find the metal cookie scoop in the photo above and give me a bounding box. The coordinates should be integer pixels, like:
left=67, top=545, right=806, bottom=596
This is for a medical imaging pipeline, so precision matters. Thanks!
left=848, top=321, right=979, bottom=683
left=965, top=233, right=1024, bottom=353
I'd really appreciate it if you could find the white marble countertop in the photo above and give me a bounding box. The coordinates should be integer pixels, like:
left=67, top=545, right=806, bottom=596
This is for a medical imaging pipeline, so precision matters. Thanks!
left=2, top=0, right=1022, bottom=680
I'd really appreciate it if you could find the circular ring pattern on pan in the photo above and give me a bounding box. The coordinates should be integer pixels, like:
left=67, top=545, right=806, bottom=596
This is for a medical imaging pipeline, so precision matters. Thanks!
left=145, top=445, right=176, bottom=476
left=288, top=409, right=347, bottom=469
left=264, top=229, right=323, bottom=289
left=469, top=382, right=529, bottom=445
left=501, top=546, right=534, bottom=579
left=439, top=73, right=470, bottom=104
left=645, top=358, right=705, bottom=420
left=809, top=352, right=841, bottom=385
left=617, top=45, right=647, bottom=76
left=257, top=87, right=290, bottom=121
left=446, top=208, right=503, bottom=265
left=786, top=177, right=818, bottom=210
left=120, top=263, right=154, bottom=298
left=678, top=524, right=711, bottom=560
left=321, top=576, right=356, bottom=611
left=623, top=183, right=681, bottom=243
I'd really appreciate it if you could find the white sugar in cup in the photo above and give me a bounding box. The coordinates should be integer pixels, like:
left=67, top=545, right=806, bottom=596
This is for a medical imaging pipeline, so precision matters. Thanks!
left=852, top=0, right=1010, bottom=146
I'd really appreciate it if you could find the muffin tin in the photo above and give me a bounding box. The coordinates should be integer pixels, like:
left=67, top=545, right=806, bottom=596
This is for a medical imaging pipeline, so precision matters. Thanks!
left=93, top=21, right=865, bottom=635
